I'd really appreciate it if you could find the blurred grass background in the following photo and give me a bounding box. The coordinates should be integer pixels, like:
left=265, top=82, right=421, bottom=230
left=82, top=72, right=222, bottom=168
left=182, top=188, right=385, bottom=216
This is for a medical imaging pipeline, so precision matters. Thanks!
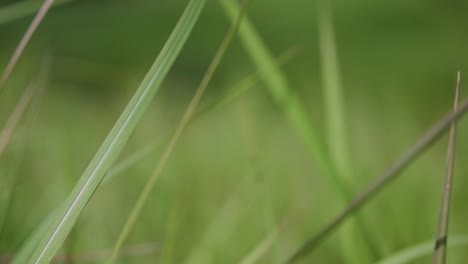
left=1, top=0, right=468, bottom=263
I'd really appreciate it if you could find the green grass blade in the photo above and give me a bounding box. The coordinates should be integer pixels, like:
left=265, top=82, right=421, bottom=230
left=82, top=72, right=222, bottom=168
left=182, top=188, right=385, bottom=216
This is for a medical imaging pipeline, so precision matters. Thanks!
left=433, top=72, right=461, bottom=263
left=0, top=0, right=71, bottom=26
left=376, top=235, right=468, bottom=264
left=106, top=0, right=250, bottom=262
left=24, top=0, right=206, bottom=262
left=317, top=0, right=352, bottom=181
left=317, top=1, right=384, bottom=261
left=287, top=97, right=468, bottom=262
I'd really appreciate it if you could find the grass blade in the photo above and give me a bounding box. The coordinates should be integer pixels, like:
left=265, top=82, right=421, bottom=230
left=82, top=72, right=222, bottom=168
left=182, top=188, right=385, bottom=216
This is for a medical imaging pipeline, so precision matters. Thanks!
left=0, top=0, right=71, bottom=26
left=317, top=0, right=382, bottom=261
left=287, top=97, right=468, bottom=263
left=433, top=72, right=461, bottom=263
left=317, top=0, right=352, bottom=182
left=106, top=0, right=251, bottom=262
left=24, top=0, right=206, bottom=262
left=376, top=235, right=468, bottom=264
left=0, top=0, right=55, bottom=90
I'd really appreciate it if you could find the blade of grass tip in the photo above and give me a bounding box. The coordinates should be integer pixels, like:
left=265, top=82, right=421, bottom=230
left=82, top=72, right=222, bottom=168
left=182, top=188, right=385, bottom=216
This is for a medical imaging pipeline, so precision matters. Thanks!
left=106, top=0, right=252, bottom=262
left=220, top=0, right=351, bottom=206
left=433, top=71, right=461, bottom=264
left=0, top=0, right=55, bottom=90
left=317, top=0, right=385, bottom=260
left=25, top=1, right=206, bottom=263
left=13, top=45, right=298, bottom=263
left=287, top=97, right=468, bottom=263
left=376, top=235, right=468, bottom=264
left=0, top=0, right=71, bottom=26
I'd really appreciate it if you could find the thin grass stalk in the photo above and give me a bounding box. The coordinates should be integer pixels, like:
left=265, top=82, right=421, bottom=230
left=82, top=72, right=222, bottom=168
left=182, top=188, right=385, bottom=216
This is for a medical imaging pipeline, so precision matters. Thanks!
left=376, top=235, right=468, bottom=264
left=317, top=0, right=352, bottom=182
left=0, top=0, right=71, bottom=26
left=433, top=72, right=461, bottom=263
left=0, top=0, right=55, bottom=90
left=106, top=1, right=252, bottom=262
left=317, top=0, right=382, bottom=261
left=25, top=1, right=206, bottom=262
left=287, top=97, right=468, bottom=263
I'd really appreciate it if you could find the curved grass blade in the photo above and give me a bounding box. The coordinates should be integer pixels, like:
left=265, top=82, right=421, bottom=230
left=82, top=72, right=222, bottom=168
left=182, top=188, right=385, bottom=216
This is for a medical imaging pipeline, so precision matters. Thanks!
left=433, top=72, right=461, bottom=263
left=287, top=97, right=468, bottom=263
left=376, top=235, right=468, bottom=264
left=316, top=0, right=381, bottom=261
left=24, top=0, right=206, bottom=262
left=106, top=0, right=251, bottom=262
left=0, top=0, right=55, bottom=90
left=0, top=0, right=71, bottom=26
left=317, top=0, right=352, bottom=182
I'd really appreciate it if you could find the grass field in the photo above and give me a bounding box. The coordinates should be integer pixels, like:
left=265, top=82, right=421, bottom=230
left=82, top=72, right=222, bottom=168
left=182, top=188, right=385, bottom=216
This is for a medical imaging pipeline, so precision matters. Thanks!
left=1, top=0, right=468, bottom=263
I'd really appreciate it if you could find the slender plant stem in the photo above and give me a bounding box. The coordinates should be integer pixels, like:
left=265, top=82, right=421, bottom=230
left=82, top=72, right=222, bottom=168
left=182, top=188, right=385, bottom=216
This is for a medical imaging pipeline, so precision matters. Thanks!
left=0, top=0, right=55, bottom=90
left=106, top=1, right=253, bottom=262
left=287, top=97, right=468, bottom=263
left=433, top=72, right=461, bottom=263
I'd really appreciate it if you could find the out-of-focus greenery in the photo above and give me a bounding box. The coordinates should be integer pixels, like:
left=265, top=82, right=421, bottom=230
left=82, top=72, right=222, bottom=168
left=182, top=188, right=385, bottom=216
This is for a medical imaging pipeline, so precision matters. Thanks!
left=1, top=0, right=468, bottom=263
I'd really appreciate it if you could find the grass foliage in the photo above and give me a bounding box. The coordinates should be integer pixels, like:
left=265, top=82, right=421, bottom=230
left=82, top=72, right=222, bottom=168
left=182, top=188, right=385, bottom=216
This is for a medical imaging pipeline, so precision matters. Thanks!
left=0, top=0, right=467, bottom=263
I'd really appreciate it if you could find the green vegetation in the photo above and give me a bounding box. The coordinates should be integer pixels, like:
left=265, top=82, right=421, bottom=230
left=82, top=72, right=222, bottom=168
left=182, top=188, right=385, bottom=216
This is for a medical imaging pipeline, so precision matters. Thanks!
left=1, top=0, right=468, bottom=263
